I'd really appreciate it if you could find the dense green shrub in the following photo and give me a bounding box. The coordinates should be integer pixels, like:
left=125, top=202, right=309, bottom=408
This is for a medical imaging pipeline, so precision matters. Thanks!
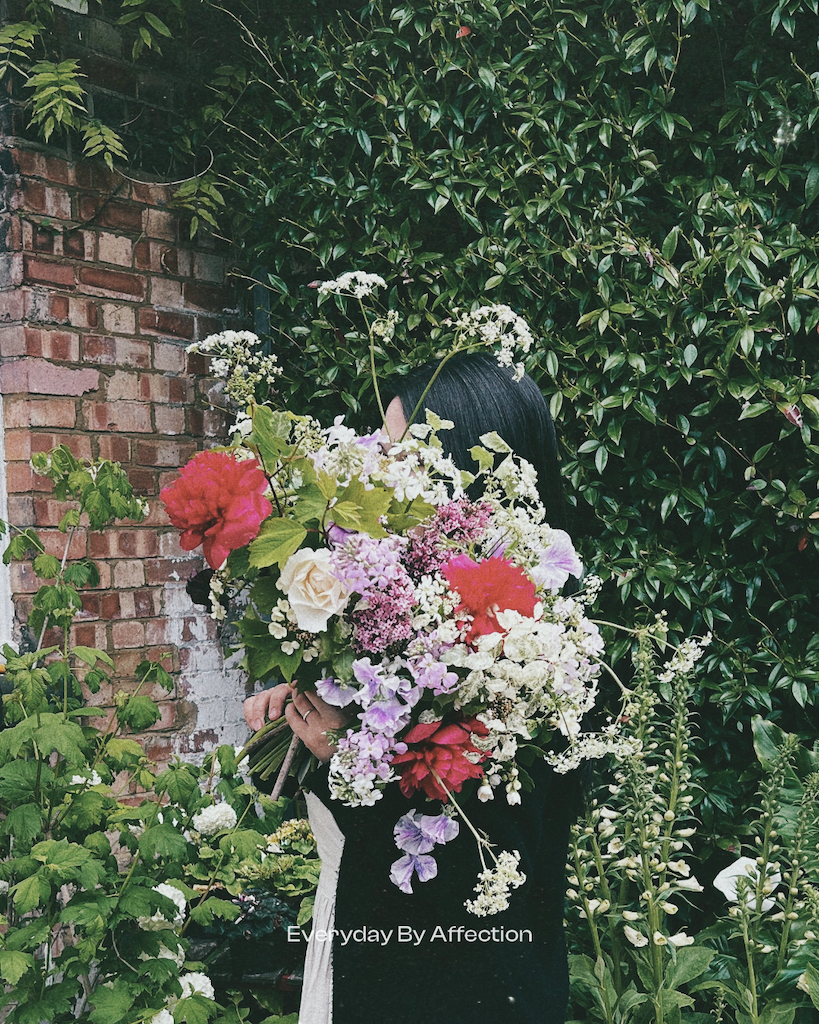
left=173, top=0, right=819, bottom=851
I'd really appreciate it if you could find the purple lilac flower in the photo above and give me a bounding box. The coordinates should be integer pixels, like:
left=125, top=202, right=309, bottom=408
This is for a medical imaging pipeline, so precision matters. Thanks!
left=389, top=853, right=438, bottom=894
left=330, top=533, right=408, bottom=596
left=530, top=530, right=583, bottom=591
left=328, top=727, right=408, bottom=807
left=404, top=497, right=492, bottom=579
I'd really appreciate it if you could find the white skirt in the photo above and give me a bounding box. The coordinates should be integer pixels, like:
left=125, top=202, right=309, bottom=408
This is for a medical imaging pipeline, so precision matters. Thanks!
left=298, top=792, right=345, bottom=1024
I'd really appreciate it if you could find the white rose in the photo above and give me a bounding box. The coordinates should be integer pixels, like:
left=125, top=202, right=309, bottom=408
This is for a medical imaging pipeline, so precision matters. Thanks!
left=278, top=548, right=350, bottom=632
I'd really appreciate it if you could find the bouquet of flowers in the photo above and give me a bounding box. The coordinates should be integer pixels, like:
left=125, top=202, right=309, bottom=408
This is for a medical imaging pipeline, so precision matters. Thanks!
left=161, top=276, right=633, bottom=915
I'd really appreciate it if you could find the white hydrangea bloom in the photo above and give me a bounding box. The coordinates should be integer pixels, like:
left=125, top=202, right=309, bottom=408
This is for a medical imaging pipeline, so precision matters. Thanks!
left=179, top=972, right=215, bottom=1000
left=137, top=883, right=187, bottom=931
left=192, top=803, right=238, bottom=837
left=149, top=1011, right=175, bottom=1024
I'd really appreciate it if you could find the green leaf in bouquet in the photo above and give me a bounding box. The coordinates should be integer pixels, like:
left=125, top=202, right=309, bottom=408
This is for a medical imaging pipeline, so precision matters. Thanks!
left=33, top=838, right=106, bottom=889
left=240, top=617, right=303, bottom=683
left=219, top=828, right=266, bottom=860
left=249, top=518, right=307, bottom=569
left=251, top=405, right=292, bottom=470
left=478, top=431, right=513, bottom=454
left=293, top=482, right=330, bottom=525
left=386, top=494, right=436, bottom=532
left=317, top=470, right=338, bottom=500
left=332, top=478, right=392, bottom=535
left=250, top=574, right=283, bottom=614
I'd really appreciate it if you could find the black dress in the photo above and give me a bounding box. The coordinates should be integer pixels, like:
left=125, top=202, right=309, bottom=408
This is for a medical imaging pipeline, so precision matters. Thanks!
left=305, top=757, right=578, bottom=1024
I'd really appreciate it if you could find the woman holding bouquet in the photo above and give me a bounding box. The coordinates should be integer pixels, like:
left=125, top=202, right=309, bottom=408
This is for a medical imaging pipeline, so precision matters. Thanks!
left=244, top=353, right=582, bottom=1024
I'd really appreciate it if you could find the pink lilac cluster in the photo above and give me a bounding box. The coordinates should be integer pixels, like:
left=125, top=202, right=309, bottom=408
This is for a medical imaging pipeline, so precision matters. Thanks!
left=404, top=498, right=492, bottom=579
left=330, top=532, right=416, bottom=656
left=389, top=809, right=460, bottom=894
left=329, top=727, right=407, bottom=806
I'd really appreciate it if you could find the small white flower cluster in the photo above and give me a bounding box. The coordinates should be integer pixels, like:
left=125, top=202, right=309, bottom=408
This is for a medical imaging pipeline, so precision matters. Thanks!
left=465, top=850, right=526, bottom=916
left=191, top=802, right=238, bottom=837
left=188, top=330, right=281, bottom=405
left=150, top=972, right=216, bottom=1023
left=410, top=574, right=460, bottom=636
left=137, top=883, right=187, bottom=931
left=657, top=633, right=712, bottom=684
left=264, top=818, right=314, bottom=854
left=453, top=304, right=535, bottom=379
left=317, top=270, right=387, bottom=298
left=310, top=417, right=387, bottom=488
left=377, top=424, right=468, bottom=505
left=372, top=309, right=400, bottom=341
left=70, top=770, right=103, bottom=787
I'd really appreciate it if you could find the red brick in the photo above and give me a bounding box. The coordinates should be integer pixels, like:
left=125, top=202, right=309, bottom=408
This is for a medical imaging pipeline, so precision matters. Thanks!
left=0, top=292, right=25, bottom=324
left=98, top=232, right=133, bottom=266
left=144, top=557, right=196, bottom=586
left=17, top=182, right=71, bottom=219
left=82, top=335, right=150, bottom=368
left=145, top=209, right=176, bottom=241
left=130, top=181, right=172, bottom=206
left=30, top=433, right=92, bottom=459
left=183, top=281, right=233, bottom=311
left=113, top=560, right=145, bottom=588
left=13, top=148, right=45, bottom=177
left=90, top=531, right=159, bottom=558
left=50, top=294, right=70, bottom=320
left=5, top=398, right=76, bottom=428
left=139, top=374, right=192, bottom=404
left=84, top=400, right=152, bottom=433
left=143, top=739, right=173, bottom=763
left=154, top=406, right=185, bottom=435
left=134, top=240, right=151, bottom=269
left=10, top=562, right=40, bottom=594
left=73, top=622, right=108, bottom=649
left=138, top=308, right=194, bottom=339
left=186, top=352, right=209, bottom=375
left=129, top=468, right=158, bottom=494
left=78, top=266, right=145, bottom=299
left=64, top=230, right=89, bottom=260
left=100, top=592, right=122, bottom=619
left=0, top=326, right=26, bottom=357
left=152, top=341, right=185, bottom=373
left=106, top=370, right=140, bottom=401
left=112, top=621, right=146, bottom=649
left=23, top=257, right=76, bottom=289
left=40, top=528, right=87, bottom=561
left=134, top=588, right=159, bottom=617
left=44, top=156, right=72, bottom=186
left=5, top=462, right=42, bottom=493
left=74, top=162, right=119, bottom=192
left=7, top=495, right=34, bottom=524
left=137, top=440, right=196, bottom=467
left=31, top=225, right=55, bottom=253
left=97, top=436, right=131, bottom=462
left=101, top=201, right=144, bottom=233
left=195, top=316, right=226, bottom=341
left=80, top=592, right=101, bottom=618
left=34, top=497, right=79, bottom=527
left=24, top=328, right=80, bottom=361
left=1, top=359, right=99, bottom=396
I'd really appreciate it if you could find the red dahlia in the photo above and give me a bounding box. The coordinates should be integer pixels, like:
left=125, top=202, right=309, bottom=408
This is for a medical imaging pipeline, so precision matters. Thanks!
left=392, top=717, right=488, bottom=801
left=160, top=450, right=271, bottom=569
left=442, top=553, right=537, bottom=645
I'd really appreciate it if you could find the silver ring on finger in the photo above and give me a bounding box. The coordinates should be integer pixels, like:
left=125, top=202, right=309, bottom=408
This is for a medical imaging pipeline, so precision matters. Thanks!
left=302, top=708, right=313, bottom=722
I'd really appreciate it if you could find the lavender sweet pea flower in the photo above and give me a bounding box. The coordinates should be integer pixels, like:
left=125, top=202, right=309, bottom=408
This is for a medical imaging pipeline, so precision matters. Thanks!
left=389, top=853, right=438, bottom=894
left=315, top=675, right=358, bottom=708
left=359, top=699, right=411, bottom=736
left=531, top=530, right=583, bottom=591
left=351, top=658, right=383, bottom=705
left=393, top=810, right=460, bottom=855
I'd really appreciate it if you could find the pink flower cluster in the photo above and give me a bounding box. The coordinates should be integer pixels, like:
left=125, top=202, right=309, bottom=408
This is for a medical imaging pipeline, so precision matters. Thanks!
left=405, top=498, right=492, bottom=579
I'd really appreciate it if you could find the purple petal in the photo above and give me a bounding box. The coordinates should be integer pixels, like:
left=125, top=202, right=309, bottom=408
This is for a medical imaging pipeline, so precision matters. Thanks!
left=419, top=813, right=459, bottom=846
left=393, top=811, right=436, bottom=855
left=413, top=854, right=438, bottom=883
left=389, top=854, right=417, bottom=894
left=532, top=530, right=583, bottom=590
left=315, top=675, right=358, bottom=708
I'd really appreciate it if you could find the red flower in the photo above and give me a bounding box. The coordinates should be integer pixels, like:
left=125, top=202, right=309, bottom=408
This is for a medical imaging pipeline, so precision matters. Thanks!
left=442, top=554, right=537, bottom=645
left=160, top=451, right=271, bottom=569
left=455, top=25, right=471, bottom=38
left=392, top=717, right=488, bottom=801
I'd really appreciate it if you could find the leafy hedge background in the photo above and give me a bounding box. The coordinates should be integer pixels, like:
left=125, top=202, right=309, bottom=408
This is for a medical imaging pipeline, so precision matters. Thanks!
left=177, top=0, right=819, bottom=861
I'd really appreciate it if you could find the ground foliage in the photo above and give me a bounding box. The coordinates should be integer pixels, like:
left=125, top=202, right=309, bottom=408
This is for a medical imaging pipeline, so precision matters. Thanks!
left=171, top=0, right=819, bottom=861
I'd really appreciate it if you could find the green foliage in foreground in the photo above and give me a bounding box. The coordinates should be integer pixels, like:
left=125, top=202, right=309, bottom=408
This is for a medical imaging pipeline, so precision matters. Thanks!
left=0, top=454, right=314, bottom=1024
left=173, top=0, right=819, bottom=847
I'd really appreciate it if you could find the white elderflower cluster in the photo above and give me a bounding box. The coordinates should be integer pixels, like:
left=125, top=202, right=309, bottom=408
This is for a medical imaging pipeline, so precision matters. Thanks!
left=137, top=883, right=187, bottom=931
left=188, top=330, right=281, bottom=405
left=657, top=633, right=712, bottom=684
left=309, top=417, right=387, bottom=487
left=372, top=309, right=400, bottom=341
left=70, top=770, right=103, bottom=787
left=453, top=304, right=534, bottom=379
left=191, top=802, right=238, bottom=837
left=465, top=850, right=526, bottom=916
left=317, top=270, right=387, bottom=298
left=411, top=574, right=460, bottom=635
left=377, top=425, right=468, bottom=505
left=547, top=730, right=642, bottom=774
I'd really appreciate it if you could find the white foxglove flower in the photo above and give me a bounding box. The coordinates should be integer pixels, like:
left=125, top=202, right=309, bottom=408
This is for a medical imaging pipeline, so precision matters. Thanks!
left=668, top=932, right=695, bottom=946
left=623, top=925, right=648, bottom=947
left=713, top=857, right=781, bottom=911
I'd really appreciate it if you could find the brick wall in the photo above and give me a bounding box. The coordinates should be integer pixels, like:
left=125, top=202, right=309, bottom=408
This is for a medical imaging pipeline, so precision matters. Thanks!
left=0, top=8, right=253, bottom=760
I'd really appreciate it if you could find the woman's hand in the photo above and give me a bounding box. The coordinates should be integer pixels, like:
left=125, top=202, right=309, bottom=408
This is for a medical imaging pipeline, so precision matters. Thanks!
left=243, top=683, right=291, bottom=732
left=243, top=683, right=352, bottom=761
left=286, top=688, right=352, bottom=762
